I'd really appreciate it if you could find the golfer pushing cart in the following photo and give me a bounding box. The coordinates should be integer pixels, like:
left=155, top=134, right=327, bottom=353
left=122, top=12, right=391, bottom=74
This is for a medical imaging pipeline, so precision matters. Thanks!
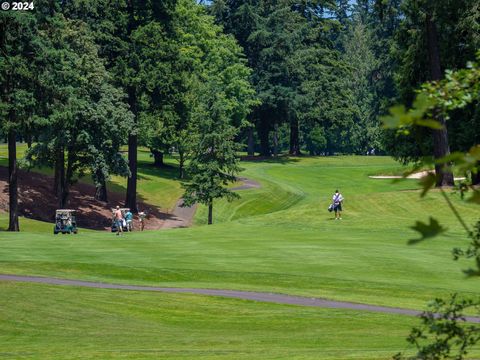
left=111, top=206, right=133, bottom=234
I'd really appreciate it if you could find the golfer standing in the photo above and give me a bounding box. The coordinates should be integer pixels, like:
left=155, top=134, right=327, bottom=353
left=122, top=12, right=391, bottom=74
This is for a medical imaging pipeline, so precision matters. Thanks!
left=115, top=206, right=123, bottom=235
left=125, top=210, right=133, bottom=232
left=332, top=190, right=344, bottom=220
left=138, top=211, right=146, bottom=231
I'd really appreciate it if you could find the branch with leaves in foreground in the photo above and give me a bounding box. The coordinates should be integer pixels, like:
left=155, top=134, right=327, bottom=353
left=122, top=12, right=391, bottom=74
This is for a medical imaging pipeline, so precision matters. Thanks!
left=382, top=52, right=480, bottom=359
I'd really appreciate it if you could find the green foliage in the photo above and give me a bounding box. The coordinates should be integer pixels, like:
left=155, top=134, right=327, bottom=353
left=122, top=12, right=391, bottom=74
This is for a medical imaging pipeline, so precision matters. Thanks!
left=383, top=48, right=480, bottom=360
left=181, top=2, right=257, bottom=222
left=0, top=9, right=40, bottom=149
left=24, top=14, right=133, bottom=200
left=182, top=85, right=244, bottom=210
left=382, top=53, right=480, bottom=192
left=381, top=93, right=438, bottom=132
left=340, top=17, right=381, bottom=153
left=212, top=0, right=358, bottom=155
left=304, top=126, right=327, bottom=155
left=132, top=19, right=180, bottom=160
left=453, top=221, right=480, bottom=277
left=394, top=294, right=480, bottom=360
left=385, top=0, right=480, bottom=162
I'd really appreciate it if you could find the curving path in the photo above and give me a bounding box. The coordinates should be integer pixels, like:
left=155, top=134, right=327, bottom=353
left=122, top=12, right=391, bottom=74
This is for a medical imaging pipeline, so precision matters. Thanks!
left=230, top=177, right=262, bottom=191
left=162, top=177, right=261, bottom=229
left=161, top=199, right=198, bottom=229
left=2, top=274, right=479, bottom=323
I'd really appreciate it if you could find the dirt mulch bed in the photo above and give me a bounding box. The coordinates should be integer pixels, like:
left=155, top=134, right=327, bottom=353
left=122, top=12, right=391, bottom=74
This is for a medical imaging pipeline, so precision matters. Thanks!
left=0, top=167, right=178, bottom=231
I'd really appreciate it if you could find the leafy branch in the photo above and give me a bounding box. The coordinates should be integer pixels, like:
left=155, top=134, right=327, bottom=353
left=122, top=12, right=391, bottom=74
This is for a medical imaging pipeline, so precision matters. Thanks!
left=382, top=53, right=480, bottom=359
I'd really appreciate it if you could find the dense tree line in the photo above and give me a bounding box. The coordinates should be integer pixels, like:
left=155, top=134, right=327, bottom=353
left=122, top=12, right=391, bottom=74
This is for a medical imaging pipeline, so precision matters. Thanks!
left=382, top=0, right=480, bottom=185
left=0, top=0, right=255, bottom=229
left=209, top=0, right=401, bottom=156
left=2, top=0, right=480, bottom=229
left=210, top=0, right=479, bottom=181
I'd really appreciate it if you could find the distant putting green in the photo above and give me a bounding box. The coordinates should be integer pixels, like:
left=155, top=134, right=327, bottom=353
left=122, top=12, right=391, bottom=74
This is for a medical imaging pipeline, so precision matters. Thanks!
left=1, top=155, right=479, bottom=358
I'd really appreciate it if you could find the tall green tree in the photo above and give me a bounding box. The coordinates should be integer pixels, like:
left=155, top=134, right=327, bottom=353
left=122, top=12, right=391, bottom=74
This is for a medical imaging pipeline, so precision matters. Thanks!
left=63, top=0, right=178, bottom=211
left=391, top=0, right=480, bottom=186
left=182, top=1, right=257, bottom=224
left=341, top=16, right=380, bottom=153
left=384, top=52, right=480, bottom=360
left=212, top=0, right=351, bottom=156
left=122, top=1, right=177, bottom=212
left=0, top=10, right=38, bottom=231
left=26, top=15, right=133, bottom=207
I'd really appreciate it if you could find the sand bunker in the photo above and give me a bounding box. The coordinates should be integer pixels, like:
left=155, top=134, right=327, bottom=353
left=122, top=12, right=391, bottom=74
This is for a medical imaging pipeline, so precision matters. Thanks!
left=369, top=170, right=465, bottom=181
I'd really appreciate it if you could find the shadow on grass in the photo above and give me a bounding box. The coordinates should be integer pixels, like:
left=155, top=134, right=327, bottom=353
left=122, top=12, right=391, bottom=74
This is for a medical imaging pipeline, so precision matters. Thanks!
left=0, top=166, right=184, bottom=230
left=240, top=155, right=301, bottom=165
left=99, top=160, right=184, bottom=209
left=137, top=161, right=180, bottom=180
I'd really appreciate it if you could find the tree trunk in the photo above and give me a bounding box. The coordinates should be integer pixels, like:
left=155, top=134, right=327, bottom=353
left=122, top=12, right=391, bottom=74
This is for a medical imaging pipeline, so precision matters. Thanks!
left=94, top=170, right=108, bottom=202
left=152, top=149, right=165, bottom=167
left=207, top=201, right=213, bottom=225
left=257, top=119, right=270, bottom=157
left=124, top=3, right=138, bottom=213
left=273, top=123, right=279, bottom=157
left=60, top=149, right=75, bottom=208
left=26, top=134, right=32, bottom=149
left=178, top=151, right=185, bottom=179
left=125, top=133, right=138, bottom=212
left=289, top=117, right=301, bottom=156
left=54, top=145, right=65, bottom=198
left=472, top=162, right=480, bottom=185
left=426, top=12, right=454, bottom=187
left=125, top=85, right=138, bottom=213
left=247, top=127, right=255, bottom=156
left=2, top=22, right=18, bottom=231
left=8, top=129, right=19, bottom=231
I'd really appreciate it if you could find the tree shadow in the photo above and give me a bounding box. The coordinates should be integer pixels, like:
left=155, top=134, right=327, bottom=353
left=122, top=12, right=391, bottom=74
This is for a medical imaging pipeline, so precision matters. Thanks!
left=0, top=166, right=181, bottom=231
left=240, top=155, right=301, bottom=165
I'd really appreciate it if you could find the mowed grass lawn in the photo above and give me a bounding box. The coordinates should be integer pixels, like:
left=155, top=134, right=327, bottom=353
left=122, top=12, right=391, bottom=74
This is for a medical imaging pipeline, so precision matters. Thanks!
left=1, top=154, right=480, bottom=358
left=0, top=282, right=425, bottom=360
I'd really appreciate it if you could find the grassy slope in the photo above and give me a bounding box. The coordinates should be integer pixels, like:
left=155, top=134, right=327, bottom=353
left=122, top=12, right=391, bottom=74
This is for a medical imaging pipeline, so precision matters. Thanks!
left=2, top=154, right=480, bottom=358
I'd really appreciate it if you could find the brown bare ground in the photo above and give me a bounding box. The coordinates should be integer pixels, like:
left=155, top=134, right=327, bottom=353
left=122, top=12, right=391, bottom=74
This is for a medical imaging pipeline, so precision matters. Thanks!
left=0, top=167, right=181, bottom=230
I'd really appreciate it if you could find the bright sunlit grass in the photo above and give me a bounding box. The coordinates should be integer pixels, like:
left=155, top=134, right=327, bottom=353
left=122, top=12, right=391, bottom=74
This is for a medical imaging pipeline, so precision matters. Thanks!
left=1, top=153, right=479, bottom=358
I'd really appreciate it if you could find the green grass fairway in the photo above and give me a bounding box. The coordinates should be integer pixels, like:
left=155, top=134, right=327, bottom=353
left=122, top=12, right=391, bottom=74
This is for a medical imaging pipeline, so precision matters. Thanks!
left=0, top=281, right=423, bottom=360
left=1, top=155, right=479, bottom=358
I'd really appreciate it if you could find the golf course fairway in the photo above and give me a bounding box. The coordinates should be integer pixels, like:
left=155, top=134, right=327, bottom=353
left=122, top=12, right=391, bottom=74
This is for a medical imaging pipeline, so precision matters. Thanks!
left=1, top=155, right=479, bottom=358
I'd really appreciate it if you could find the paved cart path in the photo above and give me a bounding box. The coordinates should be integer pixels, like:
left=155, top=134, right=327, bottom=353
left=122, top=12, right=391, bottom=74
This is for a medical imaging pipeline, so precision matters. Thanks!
left=162, top=177, right=261, bottom=229
left=2, top=274, right=479, bottom=322
left=160, top=199, right=198, bottom=229
left=230, top=177, right=262, bottom=191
